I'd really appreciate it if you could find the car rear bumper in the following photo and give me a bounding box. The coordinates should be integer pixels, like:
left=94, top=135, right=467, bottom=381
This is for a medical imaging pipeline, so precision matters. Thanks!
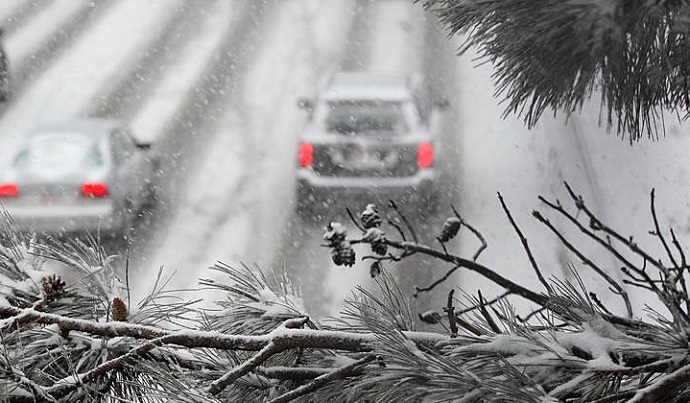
left=296, top=168, right=437, bottom=202
left=2, top=203, right=122, bottom=236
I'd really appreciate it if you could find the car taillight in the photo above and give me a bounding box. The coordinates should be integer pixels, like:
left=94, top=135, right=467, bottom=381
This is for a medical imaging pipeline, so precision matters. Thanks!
left=81, top=182, right=109, bottom=198
left=417, top=142, right=434, bottom=169
left=0, top=183, right=18, bottom=197
left=298, top=142, right=314, bottom=167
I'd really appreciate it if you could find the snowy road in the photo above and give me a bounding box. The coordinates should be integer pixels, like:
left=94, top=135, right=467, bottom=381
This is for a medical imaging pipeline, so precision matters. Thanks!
left=1, top=0, right=687, bottom=320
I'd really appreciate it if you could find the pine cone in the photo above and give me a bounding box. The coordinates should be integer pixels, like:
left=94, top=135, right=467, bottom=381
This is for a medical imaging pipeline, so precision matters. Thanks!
left=363, top=227, right=387, bottom=255
left=331, top=240, right=356, bottom=267
left=370, top=261, right=382, bottom=278
left=325, top=223, right=356, bottom=266
left=42, top=274, right=66, bottom=301
left=360, top=204, right=381, bottom=229
left=323, top=222, right=347, bottom=247
left=438, top=217, right=462, bottom=242
left=371, top=239, right=387, bottom=256
left=111, top=297, right=128, bottom=321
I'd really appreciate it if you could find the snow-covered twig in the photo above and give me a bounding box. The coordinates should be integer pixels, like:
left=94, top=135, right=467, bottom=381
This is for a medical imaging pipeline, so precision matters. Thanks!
left=267, top=354, right=376, bottom=403
left=43, top=335, right=174, bottom=400
left=208, top=341, right=279, bottom=395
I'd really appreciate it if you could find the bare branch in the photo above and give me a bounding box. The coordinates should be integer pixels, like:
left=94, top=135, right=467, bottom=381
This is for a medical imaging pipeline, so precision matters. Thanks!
left=414, top=264, right=460, bottom=295
left=388, top=200, right=418, bottom=245
left=445, top=289, right=458, bottom=338
left=382, top=238, right=548, bottom=307
left=497, top=192, right=552, bottom=293
left=478, top=290, right=501, bottom=334
left=387, top=219, right=407, bottom=242
left=451, top=205, right=487, bottom=261
left=649, top=189, right=679, bottom=269
left=563, top=182, right=665, bottom=273
left=532, top=209, right=634, bottom=318
left=346, top=207, right=365, bottom=233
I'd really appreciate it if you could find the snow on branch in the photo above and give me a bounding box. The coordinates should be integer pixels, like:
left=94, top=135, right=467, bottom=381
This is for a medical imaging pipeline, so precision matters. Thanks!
left=3, top=185, right=690, bottom=401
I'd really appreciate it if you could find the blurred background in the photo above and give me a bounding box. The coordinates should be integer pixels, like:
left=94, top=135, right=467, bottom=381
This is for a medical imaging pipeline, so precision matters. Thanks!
left=0, top=0, right=687, bottom=320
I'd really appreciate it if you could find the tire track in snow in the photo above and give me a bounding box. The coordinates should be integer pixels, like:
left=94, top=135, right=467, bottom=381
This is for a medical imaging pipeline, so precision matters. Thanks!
left=0, top=0, right=45, bottom=36
left=264, top=0, right=384, bottom=316
left=126, top=0, right=276, bottom=295
left=131, top=0, right=359, bottom=303
left=128, top=1, right=235, bottom=144
left=339, top=0, right=375, bottom=71
left=279, top=2, right=454, bottom=316
left=0, top=1, right=29, bottom=29
left=0, top=0, right=187, bottom=164
left=8, top=0, right=114, bottom=101
left=148, top=0, right=272, bottom=209
left=199, top=0, right=364, bottom=285
left=394, top=9, right=463, bottom=314
left=85, top=0, right=216, bottom=120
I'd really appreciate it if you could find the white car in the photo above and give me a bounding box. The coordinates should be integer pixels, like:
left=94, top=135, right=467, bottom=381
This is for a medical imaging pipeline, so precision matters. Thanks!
left=0, top=120, right=159, bottom=240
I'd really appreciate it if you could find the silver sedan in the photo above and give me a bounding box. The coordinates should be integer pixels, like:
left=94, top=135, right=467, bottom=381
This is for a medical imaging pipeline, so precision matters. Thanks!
left=0, top=120, right=159, bottom=240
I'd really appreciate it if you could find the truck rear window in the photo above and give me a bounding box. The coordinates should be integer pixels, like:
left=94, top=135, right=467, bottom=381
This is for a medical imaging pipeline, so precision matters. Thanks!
left=324, top=100, right=409, bottom=134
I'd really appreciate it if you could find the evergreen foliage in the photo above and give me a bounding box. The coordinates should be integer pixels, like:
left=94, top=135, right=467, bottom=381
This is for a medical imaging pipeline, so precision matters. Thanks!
left=421, top=0, right=690, bottom=142
left=2, top=186, right=690, bottom=401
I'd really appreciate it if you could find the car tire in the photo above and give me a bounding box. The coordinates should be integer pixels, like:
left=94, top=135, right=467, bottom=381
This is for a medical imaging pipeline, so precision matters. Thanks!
left=296, top=183, right=327, bottom=222
left=295, top=183, right=312, bottom=216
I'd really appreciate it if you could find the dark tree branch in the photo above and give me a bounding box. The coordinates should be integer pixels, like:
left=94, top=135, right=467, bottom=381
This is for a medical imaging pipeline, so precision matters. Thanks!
left=43, top=335, right=175, bottom=400
left=477, top=290, right=501, bottom=334
left=649, top=189, right=679, bottom=270
left=346, top=207, right=365, bottom=233
left=628, top=363, right=690, bottom=403
left=388, top=200, right=418, bottom=245
left=416, top=209, right=486, bottom=296
left=563, top=182, right=665, bottom=273
left=498, top=192, right=552, bottom=294
left=208, top=341, right=279, bottom=395
left=267, top=355, right=376, bottom=403
left=381, top=239, right=548, bottom=307
left=451, top=205, right=487, bottom=261
left=445, top=289, right=458, bottom=338
left=257, top=366, right=331, bottom=380
left=532, top=209, right=633, bottom=318
left=414, top=264, right=460, bottom=295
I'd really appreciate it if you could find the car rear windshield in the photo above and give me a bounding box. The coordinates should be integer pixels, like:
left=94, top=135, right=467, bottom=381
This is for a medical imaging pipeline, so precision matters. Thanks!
left=323, top=100, right=409, bottom=134
left=13, top=133, right=104, bottom=172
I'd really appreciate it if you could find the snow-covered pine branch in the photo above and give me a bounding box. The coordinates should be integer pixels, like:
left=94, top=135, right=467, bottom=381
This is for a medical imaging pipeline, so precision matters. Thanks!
left=3, top=186, right=690, bottom=401
left=421, top=0, right=690, bottom=142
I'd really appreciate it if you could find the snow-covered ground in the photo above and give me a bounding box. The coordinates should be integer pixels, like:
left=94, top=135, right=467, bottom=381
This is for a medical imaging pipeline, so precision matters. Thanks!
left=0, top=0, right=686, bottom=321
